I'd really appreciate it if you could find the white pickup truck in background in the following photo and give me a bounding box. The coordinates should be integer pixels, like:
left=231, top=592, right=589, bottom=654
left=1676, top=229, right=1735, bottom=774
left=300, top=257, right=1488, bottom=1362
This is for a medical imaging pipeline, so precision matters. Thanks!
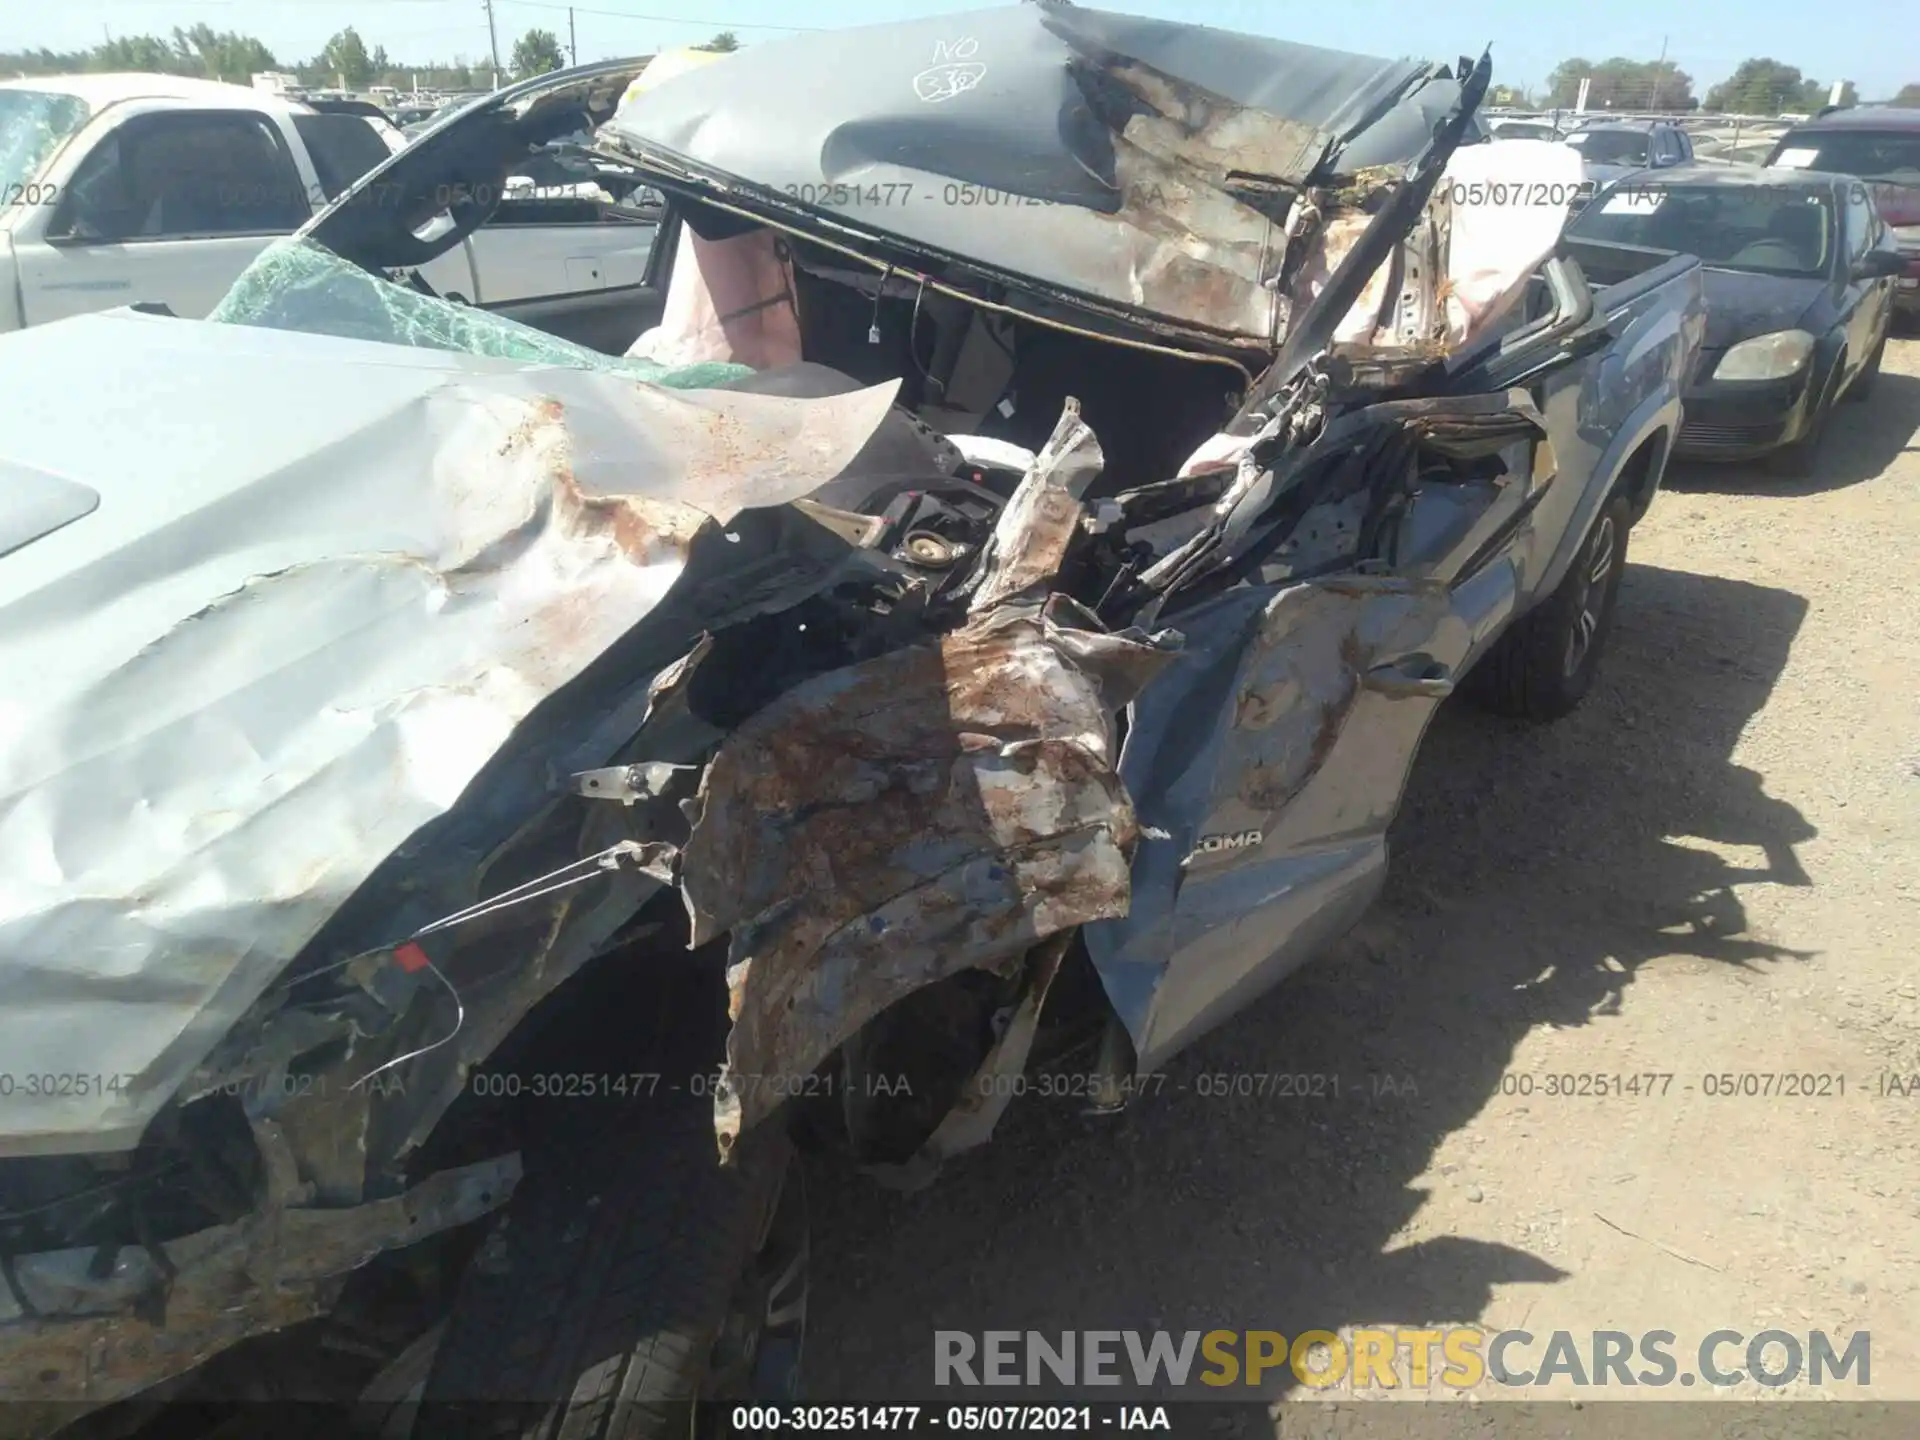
left=0, top=73, right=661, bottom=331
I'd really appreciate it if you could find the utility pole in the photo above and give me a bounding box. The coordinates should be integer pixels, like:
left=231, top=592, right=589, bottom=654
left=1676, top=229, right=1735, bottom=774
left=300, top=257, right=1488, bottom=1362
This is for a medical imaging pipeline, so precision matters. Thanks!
left=569, top=8, right=578, bottom=66
left=1653, top=35, right=1669, bottom=111
left=483, top=0, right=501, bottom=86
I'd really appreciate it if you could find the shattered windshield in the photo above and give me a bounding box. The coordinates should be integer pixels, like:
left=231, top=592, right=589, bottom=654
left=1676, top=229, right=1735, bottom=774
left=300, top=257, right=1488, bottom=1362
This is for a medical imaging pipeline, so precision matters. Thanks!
left=1566, top=130, right=1651, bottom=166
left=210, top=237, right=750, bottom=387
left=0, top=89, right=91, bottom=195
left=1570, top=183, right=1834, bottom=277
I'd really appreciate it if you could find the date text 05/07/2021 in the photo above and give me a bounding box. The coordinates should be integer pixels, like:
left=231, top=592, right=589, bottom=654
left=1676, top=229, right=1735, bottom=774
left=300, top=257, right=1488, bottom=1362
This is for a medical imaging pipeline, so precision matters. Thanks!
left=724, top=1404, right=1173, bottom=1433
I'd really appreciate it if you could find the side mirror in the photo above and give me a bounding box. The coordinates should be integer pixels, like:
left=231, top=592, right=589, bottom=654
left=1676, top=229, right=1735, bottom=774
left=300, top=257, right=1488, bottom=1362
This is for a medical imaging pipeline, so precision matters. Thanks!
left=1852, top=250, right=1906, bottom=281
left=42, top=221, right=87, bottom=247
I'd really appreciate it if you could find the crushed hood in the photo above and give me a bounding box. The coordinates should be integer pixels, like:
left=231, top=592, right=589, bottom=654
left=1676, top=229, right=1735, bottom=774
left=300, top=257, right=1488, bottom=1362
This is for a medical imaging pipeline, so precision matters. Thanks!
left=0, top=308, right=896, bottom=1156
left=601, top=3, right=1476, bottom=341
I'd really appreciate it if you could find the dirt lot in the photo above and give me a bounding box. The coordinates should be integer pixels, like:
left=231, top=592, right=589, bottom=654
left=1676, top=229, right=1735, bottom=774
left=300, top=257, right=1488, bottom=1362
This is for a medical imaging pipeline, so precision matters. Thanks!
left=803, top=337, right=1920, bottom=1413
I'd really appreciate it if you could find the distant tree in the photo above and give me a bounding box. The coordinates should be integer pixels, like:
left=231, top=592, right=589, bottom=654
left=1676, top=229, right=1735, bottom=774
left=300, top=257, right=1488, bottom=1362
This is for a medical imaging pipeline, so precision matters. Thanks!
left=0, top=46, right=90, bottom=76
left=170, top=25, right=276, bottom=82
left=1704, top=58, right=1821, bottom=114
left=697, top=31, right=740, bottom=52
left=320, top=27, right=375, bottom=88
left=92, top=34, right=190, bottom=75
left=1644, top=61, right=1696, bottom=110
left=1543, top=57, right=1592, bottom=107
left=1544, top=56, right=1694, bottom=110
left=510, top=28, right=565, bottom=79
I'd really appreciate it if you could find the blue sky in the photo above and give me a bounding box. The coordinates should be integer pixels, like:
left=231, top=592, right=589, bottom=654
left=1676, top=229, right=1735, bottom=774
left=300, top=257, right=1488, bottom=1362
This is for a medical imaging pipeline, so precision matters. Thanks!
left=7, top=0, right=1915, bottom=99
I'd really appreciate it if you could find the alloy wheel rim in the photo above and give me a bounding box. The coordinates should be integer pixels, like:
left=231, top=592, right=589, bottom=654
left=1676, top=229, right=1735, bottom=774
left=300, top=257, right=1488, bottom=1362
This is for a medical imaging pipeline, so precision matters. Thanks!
left=1565, top=516, right=1616, bottom=679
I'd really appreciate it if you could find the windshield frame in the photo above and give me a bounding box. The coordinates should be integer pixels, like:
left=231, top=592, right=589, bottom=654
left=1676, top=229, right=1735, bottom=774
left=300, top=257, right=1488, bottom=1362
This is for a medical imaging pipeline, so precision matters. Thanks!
left=0, top=88, right=93, bottom=197
left=1567, top=179, right=1837, bottom=279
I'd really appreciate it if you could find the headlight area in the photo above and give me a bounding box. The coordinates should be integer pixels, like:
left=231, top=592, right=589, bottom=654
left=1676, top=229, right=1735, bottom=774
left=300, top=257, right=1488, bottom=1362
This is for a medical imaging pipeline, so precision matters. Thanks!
left=0, top=1095, right=265, bottom=1259
left=1713, top=328, right=1815, bottom=381
left=0, top=1089, right=516, bottom=1413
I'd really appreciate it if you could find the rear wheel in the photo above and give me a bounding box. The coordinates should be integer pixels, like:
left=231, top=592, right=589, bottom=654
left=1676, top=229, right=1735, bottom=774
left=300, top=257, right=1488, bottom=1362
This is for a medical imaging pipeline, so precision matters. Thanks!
left=1467, top=491, right=1631, bottom=723
left=420, top=1100, right=804, bottom=1440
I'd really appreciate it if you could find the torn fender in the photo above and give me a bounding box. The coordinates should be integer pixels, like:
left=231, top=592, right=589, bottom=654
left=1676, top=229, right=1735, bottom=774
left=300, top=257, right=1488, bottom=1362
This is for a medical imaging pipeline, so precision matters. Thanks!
left=678, top=401, right=1178, bottom=1152
left=680, top=602, right=1178, bottom=1152
left=1084, top=573, right=1458, bottom=1069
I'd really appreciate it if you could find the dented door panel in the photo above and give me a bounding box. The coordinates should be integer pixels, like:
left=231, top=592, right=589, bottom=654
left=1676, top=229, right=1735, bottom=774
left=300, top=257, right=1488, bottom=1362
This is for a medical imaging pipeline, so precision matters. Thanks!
left=1086, top=387, right=1559, bottom=1067
left=1120, top=840, right=1386, bottom=1072
left=1086, top=571, right=1458, bottom=1068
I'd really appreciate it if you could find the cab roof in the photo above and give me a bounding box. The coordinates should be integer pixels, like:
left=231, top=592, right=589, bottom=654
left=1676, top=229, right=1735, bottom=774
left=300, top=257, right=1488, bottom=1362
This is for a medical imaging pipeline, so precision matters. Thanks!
left=1630, top=162, right=1852, bottom=191
left=1787, top=106, right=1920, bottom=132
left=0, top=72, right=310, bottom=114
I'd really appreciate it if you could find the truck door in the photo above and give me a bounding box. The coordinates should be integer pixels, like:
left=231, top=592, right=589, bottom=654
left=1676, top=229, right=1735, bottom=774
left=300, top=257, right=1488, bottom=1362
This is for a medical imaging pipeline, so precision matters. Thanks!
left=1085, top=402, right=1549, bottom=1070
left=14, top=109, right=311, bottom=326
left=1084, top=260, right=1656, bottom=1072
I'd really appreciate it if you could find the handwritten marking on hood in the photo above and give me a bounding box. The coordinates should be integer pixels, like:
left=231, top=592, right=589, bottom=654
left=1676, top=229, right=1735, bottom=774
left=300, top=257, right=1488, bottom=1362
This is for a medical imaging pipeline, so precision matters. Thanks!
left=914, top=37, right=985, bottom=103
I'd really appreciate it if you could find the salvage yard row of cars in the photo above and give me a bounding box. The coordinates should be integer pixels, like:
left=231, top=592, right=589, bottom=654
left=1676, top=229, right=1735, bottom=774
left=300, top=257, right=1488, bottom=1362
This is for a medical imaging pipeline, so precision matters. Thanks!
left=0, top=5, right=1904, bottom=1434
left=1505, top=104, right=1916, bottom=472
left=0, top=71, right=664, bottom=322
left=1565, top=159, right=1907, bottom=473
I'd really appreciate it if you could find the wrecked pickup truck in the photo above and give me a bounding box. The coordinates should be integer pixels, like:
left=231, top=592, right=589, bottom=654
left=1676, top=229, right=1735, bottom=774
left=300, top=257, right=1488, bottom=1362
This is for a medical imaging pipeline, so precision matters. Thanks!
left=0, top=8, right=1705, bottom=1435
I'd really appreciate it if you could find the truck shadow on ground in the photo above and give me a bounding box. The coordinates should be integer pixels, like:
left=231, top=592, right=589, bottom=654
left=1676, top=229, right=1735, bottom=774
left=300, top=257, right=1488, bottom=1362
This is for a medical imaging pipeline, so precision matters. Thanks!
left=1665, top=369, right=1920, bottom=498
left=804, top=561, right=1815, bottom=1402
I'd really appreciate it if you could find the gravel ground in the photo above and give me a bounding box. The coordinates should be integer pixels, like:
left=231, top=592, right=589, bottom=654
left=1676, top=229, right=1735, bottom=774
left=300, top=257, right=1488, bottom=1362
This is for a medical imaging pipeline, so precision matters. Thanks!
left=802, top=336, right=1920, bottom=1415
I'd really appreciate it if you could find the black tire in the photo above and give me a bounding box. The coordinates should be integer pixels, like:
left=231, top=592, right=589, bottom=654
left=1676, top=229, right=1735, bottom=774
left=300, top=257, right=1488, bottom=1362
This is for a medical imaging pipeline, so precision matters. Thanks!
left=1467, top=491, right=1631, bottom=723
left=1846, top=335, right=1884, bottom=403
left=420, top=1100, right=803, bottom=1440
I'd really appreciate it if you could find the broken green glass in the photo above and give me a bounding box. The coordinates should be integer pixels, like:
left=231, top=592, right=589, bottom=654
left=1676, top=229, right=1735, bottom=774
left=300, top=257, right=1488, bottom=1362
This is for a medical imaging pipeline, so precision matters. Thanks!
left=210, top=237, right=750, bottom=390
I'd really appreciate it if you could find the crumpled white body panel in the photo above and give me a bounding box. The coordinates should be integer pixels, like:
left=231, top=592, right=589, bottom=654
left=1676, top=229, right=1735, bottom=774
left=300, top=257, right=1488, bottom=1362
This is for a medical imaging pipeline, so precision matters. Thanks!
left=1441, top=138, right=1590, bottom=342
left=0, top=310, right=896, bottom=1154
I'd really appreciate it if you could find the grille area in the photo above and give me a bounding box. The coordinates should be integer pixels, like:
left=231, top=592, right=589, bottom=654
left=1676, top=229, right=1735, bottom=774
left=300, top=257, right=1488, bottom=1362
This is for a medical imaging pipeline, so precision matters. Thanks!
left=1679, top=420, right=1781, bottom=450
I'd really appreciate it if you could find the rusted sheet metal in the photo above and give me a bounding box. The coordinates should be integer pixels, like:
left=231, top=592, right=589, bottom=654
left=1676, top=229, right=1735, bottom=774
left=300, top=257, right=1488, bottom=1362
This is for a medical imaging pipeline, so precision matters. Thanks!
left=1085, top=71, right=1292, bottom=335
left=969, top=398, right=1105, bottom=615
left=680, top=604, right=1179, bottom=1152
left=1228, top=578, right=1454, bottom=820
left=1105, top=63, right=1327, bottom=182
left=0, top=1154, right=518, bottom=1428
